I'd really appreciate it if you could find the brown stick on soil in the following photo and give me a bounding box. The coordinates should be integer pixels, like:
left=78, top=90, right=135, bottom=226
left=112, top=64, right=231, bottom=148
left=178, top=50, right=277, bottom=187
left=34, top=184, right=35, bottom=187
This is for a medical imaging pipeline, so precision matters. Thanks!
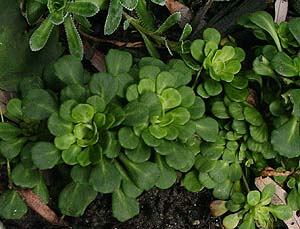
left=18, top=189, right=68, bottom=226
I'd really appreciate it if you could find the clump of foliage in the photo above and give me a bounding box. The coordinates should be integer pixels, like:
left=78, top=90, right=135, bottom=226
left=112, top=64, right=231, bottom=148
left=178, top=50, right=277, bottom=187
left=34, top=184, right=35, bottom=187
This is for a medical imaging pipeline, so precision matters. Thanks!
left=1, top=3, right=300, bottom=228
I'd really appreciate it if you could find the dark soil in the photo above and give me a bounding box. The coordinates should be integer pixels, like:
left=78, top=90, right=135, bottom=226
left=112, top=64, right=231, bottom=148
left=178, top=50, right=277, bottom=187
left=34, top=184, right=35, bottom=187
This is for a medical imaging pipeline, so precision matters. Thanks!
left=2, top=177, right=222, bottom=229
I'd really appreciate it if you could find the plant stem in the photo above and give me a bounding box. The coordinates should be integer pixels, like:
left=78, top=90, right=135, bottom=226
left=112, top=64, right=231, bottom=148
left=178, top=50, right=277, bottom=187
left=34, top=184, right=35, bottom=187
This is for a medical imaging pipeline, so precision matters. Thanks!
left=7, top=159, right=13, bottom=189
left=192, top=66, right=203, bottom=89
left=242, top=170, right=250, bottom=193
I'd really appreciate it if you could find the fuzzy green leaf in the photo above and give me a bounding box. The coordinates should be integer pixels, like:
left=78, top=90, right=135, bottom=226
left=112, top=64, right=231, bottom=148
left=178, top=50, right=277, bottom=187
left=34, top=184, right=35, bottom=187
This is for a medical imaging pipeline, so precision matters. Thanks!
left=64, top=15, right=83, bottom=59
left=66, top=2, right=99, bottom=17
left=154, top=12, right=181, bottom=34
left=104, top=0, right=123, bottom=35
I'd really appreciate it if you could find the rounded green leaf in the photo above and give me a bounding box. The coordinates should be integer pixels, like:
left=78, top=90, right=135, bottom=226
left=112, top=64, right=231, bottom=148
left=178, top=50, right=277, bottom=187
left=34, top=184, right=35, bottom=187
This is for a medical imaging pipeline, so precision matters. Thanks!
left=244, top=106, right=263, bottom=126
left=125, top=141, right=151, bottom=163
left=60, top=84, right=87, bottom=103
left=213, top=179, right=232, bottom=200
left=223, top=213, right=240, bottom=229
left=66, top=2, right=99, bottom=17
left=177, top=86, right=195, bottom=108
left=211, top=101, right=230, bottom=119
left=118, top=127, right=139, bottom=149
left=167, top=107, right=190, bottom=125
left=142, top=128, right=162, bottom=147
left=0, top=190, right=27, bottom=219
left=149, top=124, right=168, bottom=139
left=59, top=99, right=78, bottom=122
left=112, top=188, right=139, bottom=222
left=188, top=97, right=205, bottom=120
left=209, top=160, right=230, bottom=183
left=139, top=65, right=161, bottom=80
left=195, top=117, right=219, bottom=142
left=71, top=103, right=95, bottom=123
left=105, top=49, right=132, bottom=75
left=59, top=182, right=97, bottom=217
left=247, top=190, right=261, bottom=206
left=62, top=144, right=81, bottom=165
left=12, top=163, right=40, bottom=188
left=183, top=170, right=204, bottom=192
left=155, top=154, right=177, bottom=189
left=89, top=159, right=121, bottom=193
left=126, top=84, right=139, bottom=102
left=249, top=123, right=268, bottom=143
left=228, top=102, right=244, bottom=120
left=22, top=89, right=57, bottom=120
left=199, top=172, right=217, bottom=189
left=160, top=88, right=182, bottom=110
left=86, top=95, right=106, bottom=113
left=204, top=79, right=223, bottom=96
left=31, top=141, right=60, bottom=169
left=0, top=138, right=26, bottom=160
left=191, top=39, right=205, bottom=62
left=54, top=134, right=76, bottom=150
left=138, top=78, right=155, bottom=94
left=269, top=205, right=293, bottom=220
left=48, top=112, right=73, bottom=136
left=123, top=101, right=149, bottom=126
left=0, top=123, right=21, bottom=141
left=7, top=98, right=22, bottom=120
left=156, top=71, right=176, bottom=94
left=203, top=28, right=221, bottom=44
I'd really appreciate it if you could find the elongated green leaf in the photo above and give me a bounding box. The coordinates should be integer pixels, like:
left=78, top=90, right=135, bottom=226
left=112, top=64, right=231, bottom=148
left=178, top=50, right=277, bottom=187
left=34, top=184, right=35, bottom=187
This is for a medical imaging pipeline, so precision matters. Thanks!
left=154, top=12, right=181, bottom=34
left=59, top=182, right=97, bottom=217
left=31, top=142, right=61, bottom=169
left=269, top=205, right=293, bottom=220
left=0, top=123, right=21, bottom=141
left=270, top=52, right=298, bottom=77
left=89, top=159, right=121, bottom=193
left=136, top=0, right=156, bottom=31
left=0, top=190, right=27, bottom=219
left=30, top=16, right=54, bottom=51
left=66, top=2, right=99, bottom=17
left=54, top=55, right=84, bottom=85
left=183, top=170, right=203, bottom=192
left=104, top=0, right=123, bottom=35
left=7, top=98, right=23, bottom=120
left=22, top=89, right=57, bottom=120
left=33, top=177, right=49, bottom=204
left=64, top=15, right=83, bottom=59
left=112, top=188, right=139, bottom=222
left=286, top=89, right=300, bottom=117
left=249, top=11, right=282, bottom=51
left=288, top=18, right=300, bottom=46
left=140, top=32, right=160, bottom=59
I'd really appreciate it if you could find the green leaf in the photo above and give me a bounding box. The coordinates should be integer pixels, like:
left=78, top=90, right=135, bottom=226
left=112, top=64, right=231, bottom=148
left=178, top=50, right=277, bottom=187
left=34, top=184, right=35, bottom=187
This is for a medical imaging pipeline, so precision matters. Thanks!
left=86, top=95, right=106, bottom=113
left=198, top=172, right=217, bottom=189
left=138, top=78, right=156, bottom=94
left=71, top=103, right=95, bottom=123
left=104, top=0, right=123, bottom=35
left=260, top=184, right=275, bottom=205
left=270, top=52, right=298, bottom=77
left=195, top=117, right=219, bottom=142
left=228, top=102, right=244, bottom=120
left=160, top=88, right=182, bottom=110
left=0, top=138, right=26, bottom=160
left=59, top=99, right=78, bottom=122
left=64, top=15, right=83, bottom=59
left=269, top=205, right=293, bottom=220
left=154, top=12, right=181, bottom=34
left=59, top=182, right=97, bottom=217
left=66, top=2, right=99, bottom=17
left=139, top=65, right=161, bottom=81
left=62, top=144, right=81, bottom=165
left=249, top=11, right=282, bottom=51
left=155, top=154, right=177, bottom=189
left=112, top=188, right=139, bottom=222
left=123, top=101, right=149, bottom=126
left=286, top=89, right=300, bottom=117
left=288, top=18, right=300, bottom=46
left=30, top=16, right=54, bottom=51
left=125, top=141, right=150, bottom=163
left=188, top=97, right=205, bottom=120
left=48, top=112, right=73, bottom=136
left=224, top=83, right=248, bottom=102
left=183, top=170, right=204, bottom=192
left=271, top=116, right=300, bottom=158
left=54, top=133, right=76, bottom=150
left=140, top=32, right=160, bottom=59
left=0, top=123, right=21, bottom=141
left=139, top=92, right=162, bottom=117
left=232, top=120, right=247, bottom=135
left=243, top=106, right=263, bottom=126
left=105, top=49, right=132, bottom=75
left=211, top=101, right=230, bottom=119
left=76, top=147, right=91, bottom=166
left=156, top=71, right=176, bottom=94
left=204, top=79, right=222, bottom=96
left=89, top=159, right=121, bottom=193
left=89, top=72, right=119, bottom=104
left=178, top=86, right=195, bottom=108
left=54, top=55, right=84, bottom=85
left=203, top=28, right=221, bottom=44
left=142, top=128, right=162, bottom=147
left=213, top=179, right=232, bottom=199
left=49, top=10, right=64, bottom=25
left=209, top=160, right=229, bottom=183
left=229, top=163, right=243, bottom=181
left=26, top=0, right=47, bottom=25
left=149, top=124, right=167, bottom=139
left=120, top=154, right=160, bottom=190
left=191, top=39, right=205, bottom=62
left=120, top=0, right=138, bottom=10
left=71, top=165, right=91, bottom=184
left=0, top=190, right=27, bottom=219
left=118, top=127, right=139, bottom=149
left=223, top=213, right=240, bottom=229
left=7, top=98, right=23, bottom=120
left=31, top=142, right=60, bottom=169
left=33, top=177, right=49, bottom=204
left=165, top=145, right=194, bottom=171
left=22, top=89, right=57, bottom=120
left=249, top=123, right=268, bottom=143
left=167, top=107, right=190, bottom=125
left=60, top=84, right=87, bottom=103
left=12, top=163, right=40, bottom=188
left=247, top=190, right=260, bottom=206
left=239, top=217, right=255, bottom=229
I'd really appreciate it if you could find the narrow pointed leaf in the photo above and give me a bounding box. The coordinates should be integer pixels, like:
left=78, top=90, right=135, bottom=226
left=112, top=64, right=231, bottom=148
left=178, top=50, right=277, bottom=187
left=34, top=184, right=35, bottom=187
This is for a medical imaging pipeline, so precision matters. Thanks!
left=104, top=0, right=123, bottom=35
left=66, top=2, right=99, bottom=17
left=154, top=12, right=181, bottom=34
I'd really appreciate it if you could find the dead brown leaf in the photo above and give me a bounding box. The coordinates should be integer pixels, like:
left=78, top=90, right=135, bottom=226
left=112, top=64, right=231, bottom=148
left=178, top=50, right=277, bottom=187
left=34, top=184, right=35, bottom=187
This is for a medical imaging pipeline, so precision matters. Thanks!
left=255, top=177, right=300, bottom=229
left=18, top=189, right=68, bottom=226
left=165, top=0, right=192, bottom=27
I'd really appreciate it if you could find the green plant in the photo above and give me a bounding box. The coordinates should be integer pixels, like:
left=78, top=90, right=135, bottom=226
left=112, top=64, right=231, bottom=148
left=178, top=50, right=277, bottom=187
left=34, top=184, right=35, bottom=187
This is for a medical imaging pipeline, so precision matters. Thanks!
left=28, top=0, right=99, bottom=59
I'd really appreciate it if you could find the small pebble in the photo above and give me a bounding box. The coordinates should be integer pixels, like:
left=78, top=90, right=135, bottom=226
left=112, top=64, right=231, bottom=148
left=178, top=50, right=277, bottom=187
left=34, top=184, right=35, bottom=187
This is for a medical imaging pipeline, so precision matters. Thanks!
left=192, top=220, right=200, bottom=225
left=0, top=220, right=5, bottom=229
